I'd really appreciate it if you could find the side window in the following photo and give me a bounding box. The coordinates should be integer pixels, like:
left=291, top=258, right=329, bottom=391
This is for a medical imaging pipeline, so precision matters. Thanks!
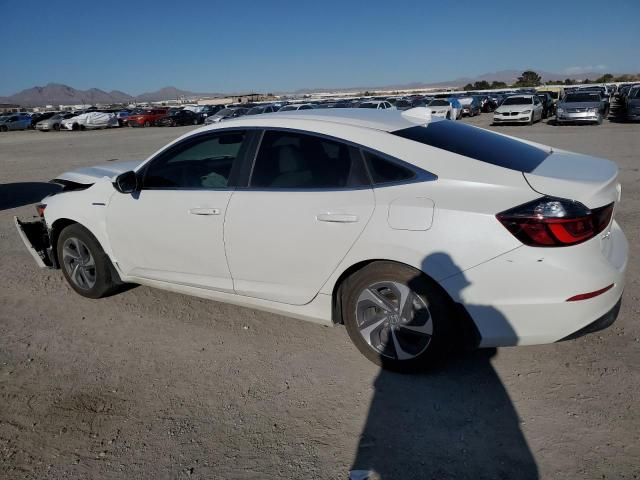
left=250, top=131, right=367, bottom=188
left=363, top=151, right=416, bottom=185
left=143, top=131, right=247, bottom=189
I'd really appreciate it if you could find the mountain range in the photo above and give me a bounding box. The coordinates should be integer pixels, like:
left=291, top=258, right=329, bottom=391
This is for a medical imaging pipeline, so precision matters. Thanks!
left=0, top=70, right=622, bottom=106
left=0, top=84, right=224, bottom=107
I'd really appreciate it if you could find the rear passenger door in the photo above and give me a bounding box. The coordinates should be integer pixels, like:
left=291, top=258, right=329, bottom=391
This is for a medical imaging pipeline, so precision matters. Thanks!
left=224, top=130, right=374, bottom=305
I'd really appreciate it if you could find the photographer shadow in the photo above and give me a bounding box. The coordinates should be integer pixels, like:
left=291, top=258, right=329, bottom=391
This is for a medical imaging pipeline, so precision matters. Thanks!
left=0, top=182, right=61, bottom=211
left=350, top=253, right=538, bottom=480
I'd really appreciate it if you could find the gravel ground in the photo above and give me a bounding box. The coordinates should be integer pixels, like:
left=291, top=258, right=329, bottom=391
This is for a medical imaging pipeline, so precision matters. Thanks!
left=0, top=116, right=638, bottom=480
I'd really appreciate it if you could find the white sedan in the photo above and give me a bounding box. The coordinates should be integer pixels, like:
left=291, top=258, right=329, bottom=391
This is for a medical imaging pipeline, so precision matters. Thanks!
left=493, top=95, right=544, bottom=125
left=426, top=99, right=458, bottom=120
left=16, top=110, right=627, bottom=371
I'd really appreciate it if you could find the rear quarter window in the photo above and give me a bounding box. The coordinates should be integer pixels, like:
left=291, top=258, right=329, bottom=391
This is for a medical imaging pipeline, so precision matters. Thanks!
left=392, top=122, right=549, bottom=172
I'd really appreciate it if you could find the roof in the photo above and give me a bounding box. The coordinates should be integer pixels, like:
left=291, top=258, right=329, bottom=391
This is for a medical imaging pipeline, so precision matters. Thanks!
left=225, top=108, right=427, bottom=132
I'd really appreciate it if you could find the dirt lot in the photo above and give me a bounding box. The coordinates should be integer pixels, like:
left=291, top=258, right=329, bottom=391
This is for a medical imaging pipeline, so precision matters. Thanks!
left=1, top=117, right=639, bottom=479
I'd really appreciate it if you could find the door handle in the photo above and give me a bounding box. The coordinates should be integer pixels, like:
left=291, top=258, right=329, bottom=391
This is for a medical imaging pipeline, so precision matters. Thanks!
left=189, top=208, right=220, bottom=216
left=316, top=213, right=359, bottom=223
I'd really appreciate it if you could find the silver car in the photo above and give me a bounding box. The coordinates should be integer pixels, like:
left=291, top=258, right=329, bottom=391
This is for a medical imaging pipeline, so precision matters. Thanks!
left=556, top=91, right=606, bottom=125
left=36, top=112, right=76, bottom=131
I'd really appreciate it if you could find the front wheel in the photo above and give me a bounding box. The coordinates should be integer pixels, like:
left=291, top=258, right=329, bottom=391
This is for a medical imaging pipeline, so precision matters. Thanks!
left=57, top=224, right=120, bottom=299
left=342, top=262, right=452, bottom=372
left=144, top=121, right=150, bottom=127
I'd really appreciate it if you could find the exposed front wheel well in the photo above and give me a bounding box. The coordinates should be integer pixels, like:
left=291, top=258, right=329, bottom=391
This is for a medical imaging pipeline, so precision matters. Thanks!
left=49, top=218, right=78, bottom=266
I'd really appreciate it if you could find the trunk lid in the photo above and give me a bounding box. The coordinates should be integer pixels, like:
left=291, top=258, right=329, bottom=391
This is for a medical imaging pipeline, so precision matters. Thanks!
left=523, top=150, right=620, bottom=208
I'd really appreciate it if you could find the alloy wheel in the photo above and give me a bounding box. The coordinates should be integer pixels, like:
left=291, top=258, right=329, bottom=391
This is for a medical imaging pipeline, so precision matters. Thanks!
left=355, top=281, right=433, bottom=360
left=62, top=237, right=97, bottom=290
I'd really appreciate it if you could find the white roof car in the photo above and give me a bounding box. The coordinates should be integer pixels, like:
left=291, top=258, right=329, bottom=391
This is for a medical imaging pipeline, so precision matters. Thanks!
left=60, top=112, right=119, bottom=131
left=15, top=109, right=627, bottom=371
left=358, top=100, right=396, bottom=110
left=277, top=103, right=315, bottom=112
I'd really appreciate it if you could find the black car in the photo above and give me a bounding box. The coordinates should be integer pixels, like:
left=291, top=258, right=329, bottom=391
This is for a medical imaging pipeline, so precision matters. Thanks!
left=246, top=104, right=279, bottom=115
left=156, top=109, right=199, bottom=127
left=535, top=92, right=554, bottom=118
left=394, top=99, right=413, bottom=111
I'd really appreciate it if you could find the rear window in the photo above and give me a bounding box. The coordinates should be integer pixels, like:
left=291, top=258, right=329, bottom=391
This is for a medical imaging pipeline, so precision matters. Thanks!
left=392, top=122, right=549, bottom=173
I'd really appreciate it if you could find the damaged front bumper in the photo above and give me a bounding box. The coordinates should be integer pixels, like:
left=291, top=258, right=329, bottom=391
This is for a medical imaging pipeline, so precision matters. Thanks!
left=14, top=216, right=56, bottom=268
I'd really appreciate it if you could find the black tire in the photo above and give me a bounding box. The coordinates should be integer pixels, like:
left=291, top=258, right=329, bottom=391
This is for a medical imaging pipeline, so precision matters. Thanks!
left=596, top=113, right=603, bottom=125
left=53, top=123, right=60, bottom=131
left=0, top=125, right=7, bottom=132
left=446, top=112, right=451, bottom=120
left=529, top=113, right=534, bottom=125
left=144, top=121, right=150, bottom=127
left=57, top=224, right=120, bottom=299
left=341, top=262, right=453, bottom=372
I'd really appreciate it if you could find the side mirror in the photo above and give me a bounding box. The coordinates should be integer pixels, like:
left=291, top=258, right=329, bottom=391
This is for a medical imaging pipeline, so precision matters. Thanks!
left=113, top=171, right=139, bottom=194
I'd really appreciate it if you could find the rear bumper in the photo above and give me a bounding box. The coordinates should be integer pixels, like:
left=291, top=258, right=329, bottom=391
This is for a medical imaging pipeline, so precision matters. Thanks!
left=14, top=217, right=55, bottom=268
left=440, top=221, right=628, bottom=347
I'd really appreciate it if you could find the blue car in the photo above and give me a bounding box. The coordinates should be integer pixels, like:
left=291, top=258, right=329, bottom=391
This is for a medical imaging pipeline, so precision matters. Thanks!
left=0, top=114, right=31, bottom=131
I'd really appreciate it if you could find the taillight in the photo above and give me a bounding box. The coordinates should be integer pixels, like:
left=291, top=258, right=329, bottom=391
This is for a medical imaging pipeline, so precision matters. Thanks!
left=36, top=203, right=47, bottom=217
left=497, top=197, right=614, bottom=247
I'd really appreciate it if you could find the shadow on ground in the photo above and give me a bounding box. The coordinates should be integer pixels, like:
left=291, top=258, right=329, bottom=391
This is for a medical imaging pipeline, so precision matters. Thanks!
left=0, top=182, right=61, bottom=211
left=350, top=253, right=538, bottom=480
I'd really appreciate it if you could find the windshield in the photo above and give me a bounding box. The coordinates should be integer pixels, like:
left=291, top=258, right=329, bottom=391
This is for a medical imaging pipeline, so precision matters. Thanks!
left=247, top=107, right=264, bottom=115
left=215, top=108, right=234, bottom=116
left=278, top=105, right=298, bottom=111
left=564, top=93, right=600, bottom=103
left=428, top=100, right=449, bottom=107
left=502, top=96, right=532, bottom=106
left=629, top=89, right=640, bottom=99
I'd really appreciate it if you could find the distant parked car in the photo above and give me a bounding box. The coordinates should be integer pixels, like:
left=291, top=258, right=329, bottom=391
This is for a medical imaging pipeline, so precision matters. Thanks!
left=30, top=111, right=57, bottom=129
left=426, top=99, right=456, bottom=120
left=60, top=112, right=119, bottom=131
left=116, top=111, right=130, bottom=127
left=35, top=112, right=76, bottom=131
left=358, top=100, right=396, bottom=110
left=204, top=107, right=249, bottom=124
left=458, top=96, right=481, bottom=117
left=156, top=109, right=199, bottom=127
left=0, top=114, right=31, bottom=131
left=393, top=99, right=414, bottom=111
left=535, top=92, right=555, bottom=118
left=492, top=95, right=544, bottom=125
left=197, top=105, right=225, bottom=123
left=556, top=91, right=607, bottom=125
left=278, top=104, right=316, bottom=112
left=624, top=86, right=640, bottom=122
left=127, top=109, right=169, bottom=127
left=247, top=105, right=279, bottom=115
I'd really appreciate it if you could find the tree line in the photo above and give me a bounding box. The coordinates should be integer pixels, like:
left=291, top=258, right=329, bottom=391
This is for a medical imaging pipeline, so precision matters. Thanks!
left=463, top=71, right=640, bottom=91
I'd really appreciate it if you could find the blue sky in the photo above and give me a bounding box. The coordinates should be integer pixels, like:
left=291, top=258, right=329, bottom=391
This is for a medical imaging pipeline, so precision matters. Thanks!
left=2, top=0, right=639, bottom=95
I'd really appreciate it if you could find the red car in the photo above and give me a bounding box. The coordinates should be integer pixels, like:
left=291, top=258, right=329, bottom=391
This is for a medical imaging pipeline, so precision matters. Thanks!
left=127, top=108, right=169, bottom=127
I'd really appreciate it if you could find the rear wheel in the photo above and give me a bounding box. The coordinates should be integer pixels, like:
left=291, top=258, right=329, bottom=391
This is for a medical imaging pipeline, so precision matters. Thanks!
left=0, top=125, right=7, bottom=132
left=57, top=224, right=120, bottom=299
left=144, top=121, right=150, bottom=127
left=342, top=262, right=452, bottom=372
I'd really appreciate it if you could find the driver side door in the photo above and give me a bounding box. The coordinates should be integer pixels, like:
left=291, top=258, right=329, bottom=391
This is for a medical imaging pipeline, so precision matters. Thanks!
left=106, top=130, right=250, bottom=292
